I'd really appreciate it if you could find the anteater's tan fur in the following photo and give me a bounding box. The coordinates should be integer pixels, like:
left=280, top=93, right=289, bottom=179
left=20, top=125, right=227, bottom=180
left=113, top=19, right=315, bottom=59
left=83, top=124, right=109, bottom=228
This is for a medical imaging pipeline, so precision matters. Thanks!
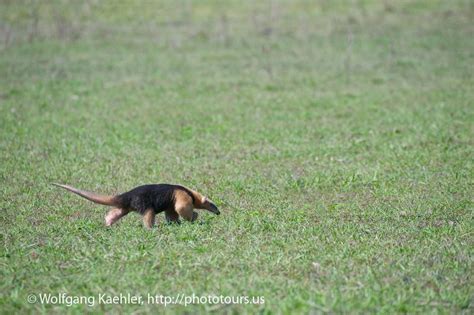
left=53, top=183, right=220, bottom=229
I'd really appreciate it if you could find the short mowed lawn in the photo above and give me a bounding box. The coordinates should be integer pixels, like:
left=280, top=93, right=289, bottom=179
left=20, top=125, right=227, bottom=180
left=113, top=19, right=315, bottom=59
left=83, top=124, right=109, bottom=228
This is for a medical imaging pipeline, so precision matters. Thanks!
left=0, top=1, right=472, bottom=313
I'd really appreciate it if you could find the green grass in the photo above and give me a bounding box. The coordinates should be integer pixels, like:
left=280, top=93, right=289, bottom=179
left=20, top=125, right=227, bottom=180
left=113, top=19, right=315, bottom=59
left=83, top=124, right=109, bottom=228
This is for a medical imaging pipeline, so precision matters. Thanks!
left=1, top=0, right=473, bottom=313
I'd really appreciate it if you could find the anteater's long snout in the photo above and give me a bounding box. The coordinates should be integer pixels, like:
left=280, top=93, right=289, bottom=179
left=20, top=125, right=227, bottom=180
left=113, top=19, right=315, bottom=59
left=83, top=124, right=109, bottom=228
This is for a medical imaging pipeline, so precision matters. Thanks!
left=208, top=202, right=220, bottom=215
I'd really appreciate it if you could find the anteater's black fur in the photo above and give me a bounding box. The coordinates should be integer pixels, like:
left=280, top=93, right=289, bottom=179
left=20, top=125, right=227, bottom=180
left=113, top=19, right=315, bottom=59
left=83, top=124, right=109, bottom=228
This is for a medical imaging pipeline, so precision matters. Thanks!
left=117, top=184, right=195, bottom=215
left=53, top=182, right=220, bottom=228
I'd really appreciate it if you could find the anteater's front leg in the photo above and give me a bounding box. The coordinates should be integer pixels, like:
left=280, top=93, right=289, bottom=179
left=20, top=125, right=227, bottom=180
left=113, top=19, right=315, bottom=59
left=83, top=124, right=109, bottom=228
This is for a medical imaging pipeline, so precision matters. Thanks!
left=105, top=208, right=129, bottom=226
left=165, top=209, right=181, bottom=224
left=143, top=208, right=156, bottom=229
left=175, top=203, right=198, bottom=222
left=173, top=189, right=198, bottom=222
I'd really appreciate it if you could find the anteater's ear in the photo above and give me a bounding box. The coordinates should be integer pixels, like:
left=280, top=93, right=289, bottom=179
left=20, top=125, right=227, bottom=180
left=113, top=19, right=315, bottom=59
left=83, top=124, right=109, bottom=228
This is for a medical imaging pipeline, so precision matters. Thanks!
left=201, top=196, right=207, bottom=204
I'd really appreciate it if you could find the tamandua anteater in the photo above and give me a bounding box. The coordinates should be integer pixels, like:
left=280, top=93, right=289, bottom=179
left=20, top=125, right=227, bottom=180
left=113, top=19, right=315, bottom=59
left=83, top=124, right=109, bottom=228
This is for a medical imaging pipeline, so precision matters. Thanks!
left=52, top=183, right=220, bottom=228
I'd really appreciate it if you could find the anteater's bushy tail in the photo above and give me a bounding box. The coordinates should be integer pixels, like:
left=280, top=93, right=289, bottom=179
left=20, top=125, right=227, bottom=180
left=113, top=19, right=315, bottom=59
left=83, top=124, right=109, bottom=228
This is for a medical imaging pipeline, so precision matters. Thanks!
left=52, top=183, right=120, bottom=207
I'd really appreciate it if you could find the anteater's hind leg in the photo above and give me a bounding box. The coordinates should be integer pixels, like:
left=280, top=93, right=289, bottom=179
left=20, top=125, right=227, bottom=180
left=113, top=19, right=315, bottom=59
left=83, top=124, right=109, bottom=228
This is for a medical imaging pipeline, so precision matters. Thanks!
left=105, top=208, right=129, bottom=226
left=143, top=208, right=156, bottom=229
left=165, top=209, right=181, bottom=224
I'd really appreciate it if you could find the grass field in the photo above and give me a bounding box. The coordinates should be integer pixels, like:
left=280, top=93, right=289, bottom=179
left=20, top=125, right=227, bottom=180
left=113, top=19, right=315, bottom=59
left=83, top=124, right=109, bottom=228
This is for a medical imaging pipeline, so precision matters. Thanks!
left=1, top=0, right=473, bottom=313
